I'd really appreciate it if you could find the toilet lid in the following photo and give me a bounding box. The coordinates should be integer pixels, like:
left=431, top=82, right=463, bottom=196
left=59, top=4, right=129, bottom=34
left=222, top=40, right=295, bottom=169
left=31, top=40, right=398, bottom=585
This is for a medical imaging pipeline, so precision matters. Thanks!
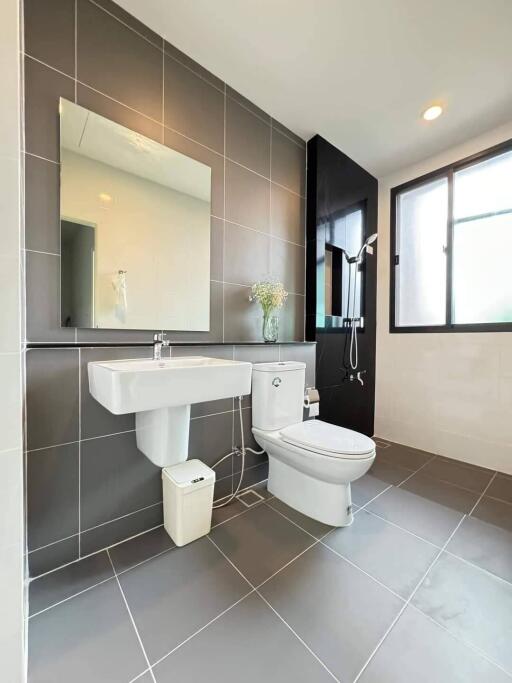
left=280, top=420, right=375, bottom=458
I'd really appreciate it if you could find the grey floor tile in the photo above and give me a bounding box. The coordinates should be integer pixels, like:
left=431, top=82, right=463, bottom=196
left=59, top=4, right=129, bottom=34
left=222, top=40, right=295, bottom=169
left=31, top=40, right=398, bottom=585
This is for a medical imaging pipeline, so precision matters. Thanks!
left=211, top=482, right=271, bottom=527
left=367, top=484, right=465, bottom=546
left=209, top=503, right=313, bottom=586
left=412, top=552, right=512, bottom=674
left=152, top=593, right=334, bottom=683
left=110, top=526, right=175, bottom=574
left=359, top=605, right=510, bottom=683
left=351, top=457, right=412, bottom=505
left=487, top=473, right=512, bottom=504
left=402, top=472, right=480, bottom=513
left=324, top=510, right=438, bottom=599
left=447, top=496, right=512, bottom=583
left=118, top=537, right=250, bottom=664
left=419, top=456, right=494, bottom=493
left=28, top=579, right=147, bottom=683
left=260, top=543, right=403, bottom=683
left=29, top=551, right=114, bottom=616
left=134, top=673, right=153, bottom=683
left=377, top=441, right=433, bottom=471
left=267, top=497, right=334, bottom=539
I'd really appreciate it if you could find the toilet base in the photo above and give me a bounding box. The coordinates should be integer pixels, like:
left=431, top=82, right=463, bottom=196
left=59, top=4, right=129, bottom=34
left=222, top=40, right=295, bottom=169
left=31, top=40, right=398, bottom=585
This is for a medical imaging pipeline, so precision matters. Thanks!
left=267, top=456, right=353, bottom=527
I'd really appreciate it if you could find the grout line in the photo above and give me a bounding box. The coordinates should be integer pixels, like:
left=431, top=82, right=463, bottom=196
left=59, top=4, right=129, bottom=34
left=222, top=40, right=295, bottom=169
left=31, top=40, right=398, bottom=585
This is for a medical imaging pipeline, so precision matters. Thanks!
left=24, top=150, right=60, bottom=165
left=352, top=515, right=467, bottom=682
left=255, top=539, right=319, bottom=591
left=81, top=500, right=162, bottom=534
left=128, top=668, right=153, bottom=683
left=222, top=81, right=226, bottom=343
left=28, top=575, right=116, bottom=619
left=255, top=590, right=341, bottom=682
left=264, top=501, right=406, bottom=602
left=226, top=156, right=304, bottom=198
left=352, top=484, right=393, bottom=513
left=88, top=0, right=162, bottom=51
left=214, top=214, right=306, bottom=247
left=107, top=550, right=157, bottom=683
left=468, top=471, right=498, bottom=516
left=27, top=532, right=79, bottom=555
left=25, top=248, right=60, bottom=257
left=163, top=44, right=225, bottom=96
left=359, top=507, right=441, bottom=549
left=395, top=453, right=438, bottom=487
left=406, top=602, right=512, bottom=680
left=149, top=589, right=254, bottom=670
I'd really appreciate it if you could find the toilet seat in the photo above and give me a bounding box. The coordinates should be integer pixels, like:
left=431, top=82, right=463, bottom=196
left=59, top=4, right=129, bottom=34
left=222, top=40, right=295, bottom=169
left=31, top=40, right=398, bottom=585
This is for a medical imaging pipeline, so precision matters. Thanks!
left=280, top=420, right=375, bottom=459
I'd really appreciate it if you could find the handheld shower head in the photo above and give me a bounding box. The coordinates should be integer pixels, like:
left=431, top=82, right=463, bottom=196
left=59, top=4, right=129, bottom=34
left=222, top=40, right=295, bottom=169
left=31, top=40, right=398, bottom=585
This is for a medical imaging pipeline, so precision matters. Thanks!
left=356, top=232, right=378, bottom=262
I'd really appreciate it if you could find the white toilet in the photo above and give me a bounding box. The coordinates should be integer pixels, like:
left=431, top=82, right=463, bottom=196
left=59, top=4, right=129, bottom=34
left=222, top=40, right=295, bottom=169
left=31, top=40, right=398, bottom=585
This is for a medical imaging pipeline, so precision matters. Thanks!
left=252, top=361, right=375, bottom=527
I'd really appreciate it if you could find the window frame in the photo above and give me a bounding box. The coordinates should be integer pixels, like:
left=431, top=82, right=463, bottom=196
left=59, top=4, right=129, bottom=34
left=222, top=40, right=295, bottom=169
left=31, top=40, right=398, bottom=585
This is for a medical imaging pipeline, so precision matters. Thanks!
left=390, top=138, right=512, bottom=334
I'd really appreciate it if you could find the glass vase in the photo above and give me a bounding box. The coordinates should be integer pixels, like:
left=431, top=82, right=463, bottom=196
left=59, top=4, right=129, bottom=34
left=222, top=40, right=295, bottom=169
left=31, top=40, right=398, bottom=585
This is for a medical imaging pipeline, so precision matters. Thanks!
left=262, top=312, right=279, bottom=343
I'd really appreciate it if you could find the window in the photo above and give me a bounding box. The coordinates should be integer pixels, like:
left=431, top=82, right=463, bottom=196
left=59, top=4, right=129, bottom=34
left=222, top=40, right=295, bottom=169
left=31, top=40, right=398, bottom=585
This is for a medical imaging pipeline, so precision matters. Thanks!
left=391, top=141, right=512, bottom=332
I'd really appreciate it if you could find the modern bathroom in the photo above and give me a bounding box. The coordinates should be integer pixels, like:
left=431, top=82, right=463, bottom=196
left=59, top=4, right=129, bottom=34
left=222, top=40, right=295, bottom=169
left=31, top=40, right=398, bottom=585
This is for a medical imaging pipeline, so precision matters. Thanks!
left=1, top=1, right=511, bottom=681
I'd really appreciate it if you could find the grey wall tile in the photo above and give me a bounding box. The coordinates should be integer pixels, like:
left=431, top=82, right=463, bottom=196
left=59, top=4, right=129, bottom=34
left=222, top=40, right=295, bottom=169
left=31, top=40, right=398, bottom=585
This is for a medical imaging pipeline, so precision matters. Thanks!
left=279, top=293, right=305, bottom=341
left=214, top=474, right=233, bottom=502
left=164, top=41, right=224, bottom=91
left=226, top=96, right=271, bottom=177
left=26, top=348, right=79, bottom=450
left=226, top=161, right=270, bottom=233
left=233, top=344, right=280, bottom=364
left=210, top=217, right=224, bottom=282
left=77, top=0, right=163, bottom=121
left=24, top=0, right=75, bottom=76
left=487, top=473, right=512, bottom=504
left=80, top=503, right=163, bottom=556
left=234, top=406, right=265, bottom=467
left=164, top=128, right=224, bottom=218
left=81, top=431, right=162, bottom=529
left=93, top=0, right=162, bottom=47
left=24, top=56, right=75, bottom=162
left=27, top=443, right=79, bottom=551
left=238, top=461, right=269, bottom=490
left=28, top=536, right=79, bottom=578
left=226, top=86, right=271, bottom=124
left=224, top=283, right=261, bottom=342
left=272, top=120, right=306, bottom=149
left=76, top=328, right=157, bottom=343
left=77, top=83, right=163, bottom=143
left=25, top=154, right=60, bottom=254
left=271, top=182, right=305, bottom=245
left=224, top=222, right=270, bottom=286
left=109, top=526, right=174, bottom=574
left=188, top=411, right=233, bottom=479
left=26, top=251, right=75, bottom=342
left=279, top=343, right=316, bottom=386
left=80, top=346, right=153, bottom=439
left=164, top=54, right=224, bottom=153
left=271, top=238, right=305, bottom=294
left=271, top=128, right=306, bottom=195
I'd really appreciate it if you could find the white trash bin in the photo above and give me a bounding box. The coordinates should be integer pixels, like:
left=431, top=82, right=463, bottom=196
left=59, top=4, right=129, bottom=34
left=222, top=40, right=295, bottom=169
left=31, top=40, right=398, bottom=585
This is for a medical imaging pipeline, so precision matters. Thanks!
left=162, top=459, right=216, bottom=547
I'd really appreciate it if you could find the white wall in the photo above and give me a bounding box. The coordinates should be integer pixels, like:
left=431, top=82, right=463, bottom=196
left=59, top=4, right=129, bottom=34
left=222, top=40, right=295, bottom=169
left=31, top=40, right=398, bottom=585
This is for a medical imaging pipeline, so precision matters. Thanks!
left=0, top=0, right=26, bottom=679
left=375, top=121, right=512, bottom=475
left=61, top=150, right=211, bottom=331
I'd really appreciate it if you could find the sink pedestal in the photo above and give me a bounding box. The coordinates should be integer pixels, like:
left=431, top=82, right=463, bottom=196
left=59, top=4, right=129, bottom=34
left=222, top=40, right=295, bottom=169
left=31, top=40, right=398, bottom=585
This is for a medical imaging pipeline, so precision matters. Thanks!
left=136, top=405, right=191, bottom=468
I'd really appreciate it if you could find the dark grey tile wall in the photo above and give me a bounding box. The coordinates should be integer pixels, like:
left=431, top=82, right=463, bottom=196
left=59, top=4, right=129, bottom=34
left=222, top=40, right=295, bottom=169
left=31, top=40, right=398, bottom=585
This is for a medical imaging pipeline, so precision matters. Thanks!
left=23, top=0, right=306, bottom=345
left=26, top=342, right=316, bottom=576
left=23, top=0, right=311, bottom=576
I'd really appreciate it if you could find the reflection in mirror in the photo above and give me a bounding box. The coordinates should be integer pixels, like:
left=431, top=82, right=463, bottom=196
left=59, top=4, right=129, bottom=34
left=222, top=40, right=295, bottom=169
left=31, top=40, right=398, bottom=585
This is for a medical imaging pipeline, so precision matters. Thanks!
left=59, top=98, right=211, bottom=331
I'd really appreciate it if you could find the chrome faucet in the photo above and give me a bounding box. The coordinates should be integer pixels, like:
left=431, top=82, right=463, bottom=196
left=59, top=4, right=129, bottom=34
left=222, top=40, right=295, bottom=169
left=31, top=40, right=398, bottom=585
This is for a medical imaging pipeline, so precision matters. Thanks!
left=153, top=333, right=170, bottom=361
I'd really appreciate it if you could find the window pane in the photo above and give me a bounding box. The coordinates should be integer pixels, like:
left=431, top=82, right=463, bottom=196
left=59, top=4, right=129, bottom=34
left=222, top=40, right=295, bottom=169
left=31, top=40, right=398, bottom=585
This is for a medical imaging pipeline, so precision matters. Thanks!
left=453, top=213, right=512, bottom=323
left=454, top=150, right=512, bottom=220
left=342, top=208, right=363, bottom=320
left=396, top=178, right=448, bottom=327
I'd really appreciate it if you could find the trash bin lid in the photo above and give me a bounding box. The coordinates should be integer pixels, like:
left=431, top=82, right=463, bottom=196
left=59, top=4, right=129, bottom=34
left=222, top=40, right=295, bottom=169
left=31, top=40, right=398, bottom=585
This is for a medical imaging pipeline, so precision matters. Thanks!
left=162, top=459, right=216, bottom=490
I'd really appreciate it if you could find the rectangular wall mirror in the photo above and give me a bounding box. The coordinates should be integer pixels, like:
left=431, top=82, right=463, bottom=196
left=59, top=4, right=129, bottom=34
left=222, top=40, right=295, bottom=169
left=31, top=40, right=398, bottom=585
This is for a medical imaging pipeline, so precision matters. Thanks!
left=59, top=98, right=212, bottom=331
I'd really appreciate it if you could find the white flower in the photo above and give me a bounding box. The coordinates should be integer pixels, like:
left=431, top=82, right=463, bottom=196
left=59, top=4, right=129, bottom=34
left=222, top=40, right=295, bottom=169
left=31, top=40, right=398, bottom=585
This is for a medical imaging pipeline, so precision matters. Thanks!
left=249, top=279, right=288, bottom=314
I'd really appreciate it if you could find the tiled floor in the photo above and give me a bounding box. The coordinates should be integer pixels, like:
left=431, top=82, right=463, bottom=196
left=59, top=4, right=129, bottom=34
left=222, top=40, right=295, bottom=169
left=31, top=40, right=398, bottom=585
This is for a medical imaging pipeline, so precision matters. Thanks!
left=27, top=441, right=512, bottom=682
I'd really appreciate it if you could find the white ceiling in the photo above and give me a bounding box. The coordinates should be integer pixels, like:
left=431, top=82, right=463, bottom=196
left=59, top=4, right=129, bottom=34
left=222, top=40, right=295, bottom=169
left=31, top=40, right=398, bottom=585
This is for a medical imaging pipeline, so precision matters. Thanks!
left=117, top=0, right=512, bottom=177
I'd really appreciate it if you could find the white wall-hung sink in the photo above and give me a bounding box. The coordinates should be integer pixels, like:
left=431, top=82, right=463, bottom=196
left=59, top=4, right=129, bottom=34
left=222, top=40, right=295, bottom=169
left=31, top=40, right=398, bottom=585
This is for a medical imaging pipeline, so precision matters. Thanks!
left=88, top=356, right=252, bottom=467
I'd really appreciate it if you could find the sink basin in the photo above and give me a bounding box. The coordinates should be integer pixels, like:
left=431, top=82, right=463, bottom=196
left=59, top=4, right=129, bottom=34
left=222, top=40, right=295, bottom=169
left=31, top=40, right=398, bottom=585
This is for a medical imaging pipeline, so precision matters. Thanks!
left=88, top=356, right=252, bottom=414
left=88, top=356, right=252, bottom=467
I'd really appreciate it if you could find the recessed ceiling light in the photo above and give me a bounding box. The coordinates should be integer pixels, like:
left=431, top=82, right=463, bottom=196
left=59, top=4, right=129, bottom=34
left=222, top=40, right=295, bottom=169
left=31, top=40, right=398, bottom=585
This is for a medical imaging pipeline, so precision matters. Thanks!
left=98, top=192, right=112, bottom=203
left=422, top=105, right=443, bottom=121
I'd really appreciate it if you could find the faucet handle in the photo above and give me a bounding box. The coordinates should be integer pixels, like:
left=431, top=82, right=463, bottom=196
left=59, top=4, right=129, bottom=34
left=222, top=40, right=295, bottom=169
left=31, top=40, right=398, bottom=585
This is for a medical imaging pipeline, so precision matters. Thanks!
left=153, top=332, right=169, bottom=344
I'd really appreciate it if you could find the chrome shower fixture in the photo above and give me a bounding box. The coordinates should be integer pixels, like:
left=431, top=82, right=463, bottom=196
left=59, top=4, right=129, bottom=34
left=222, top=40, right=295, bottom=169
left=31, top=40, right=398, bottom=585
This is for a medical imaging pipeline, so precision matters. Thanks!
left=340, top=232, right=378, bottom=264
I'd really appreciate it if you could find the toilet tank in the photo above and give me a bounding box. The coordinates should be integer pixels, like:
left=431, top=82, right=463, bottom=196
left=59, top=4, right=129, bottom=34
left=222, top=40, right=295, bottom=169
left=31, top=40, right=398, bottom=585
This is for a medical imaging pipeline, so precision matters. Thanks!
left=252, top=361, right=306, bottom=431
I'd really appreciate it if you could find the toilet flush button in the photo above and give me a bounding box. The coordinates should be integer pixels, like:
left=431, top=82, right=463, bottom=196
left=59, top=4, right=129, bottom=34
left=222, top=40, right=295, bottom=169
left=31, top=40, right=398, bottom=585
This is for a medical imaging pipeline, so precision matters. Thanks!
left=272, top=377, right=282, bottom=387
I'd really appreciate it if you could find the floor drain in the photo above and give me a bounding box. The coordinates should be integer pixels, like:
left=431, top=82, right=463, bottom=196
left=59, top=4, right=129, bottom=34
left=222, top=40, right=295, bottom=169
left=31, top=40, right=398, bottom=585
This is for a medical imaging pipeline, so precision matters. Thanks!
left=374, top=439, right=391, bottom=449
left=236, top=489, right=265, bottom=508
